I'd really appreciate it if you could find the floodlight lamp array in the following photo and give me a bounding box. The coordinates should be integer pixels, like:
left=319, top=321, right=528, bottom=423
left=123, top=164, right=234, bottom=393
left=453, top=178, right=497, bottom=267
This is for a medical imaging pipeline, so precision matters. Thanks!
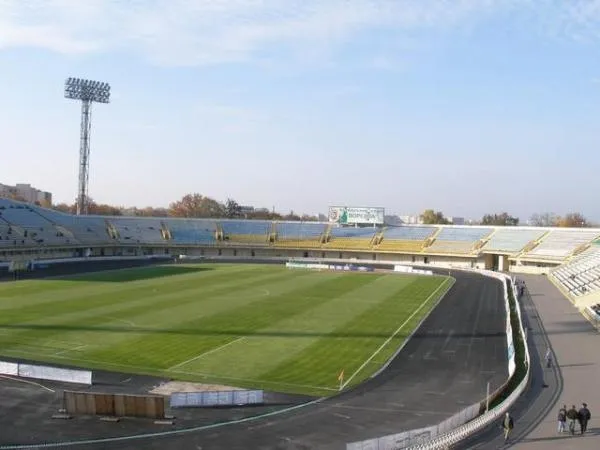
left=64, top=77, right=111, bottom=103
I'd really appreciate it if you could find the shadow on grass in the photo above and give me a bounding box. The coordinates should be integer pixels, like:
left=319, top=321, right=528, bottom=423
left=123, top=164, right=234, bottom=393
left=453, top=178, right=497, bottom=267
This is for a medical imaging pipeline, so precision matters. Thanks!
left=59, top=265, right=213, bottom=282
left=0, top=323, right=506, bottom=340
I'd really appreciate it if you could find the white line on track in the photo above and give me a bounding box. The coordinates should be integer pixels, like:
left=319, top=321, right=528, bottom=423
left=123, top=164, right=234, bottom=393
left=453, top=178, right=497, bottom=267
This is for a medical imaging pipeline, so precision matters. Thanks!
left=341, top=278, right=451, bottom=390
left=167, top=337, right=246, bottom=371
left=0, top=374, right=55, bottom=393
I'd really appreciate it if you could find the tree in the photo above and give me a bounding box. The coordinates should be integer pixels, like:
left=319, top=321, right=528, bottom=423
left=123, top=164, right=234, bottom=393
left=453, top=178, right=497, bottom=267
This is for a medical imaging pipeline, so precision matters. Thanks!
left=53, top=203, right=75, bottom=214
left=87, top=199, right=122, bottom=216
left=168, top=193, right=225, bottom=218
left=420, top=209, right=449, bottom=225
left=246, top=209, right=282, bottom=220
left=224, top=198, right=242, bottom=218
left=283, top=210, right=301, bottom=221
left=481, top=212, right=519, bottom=226
left=138, top=206, right=169, bottom=217
left=529, top=212, right=559, bottom=227
left=556, top=212, right=589, bottom=228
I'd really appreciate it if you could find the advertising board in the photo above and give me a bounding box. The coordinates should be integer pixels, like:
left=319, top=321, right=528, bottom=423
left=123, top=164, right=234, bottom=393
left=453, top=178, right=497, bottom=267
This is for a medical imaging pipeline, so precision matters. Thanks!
left=329, top=206, right=384, bottom=225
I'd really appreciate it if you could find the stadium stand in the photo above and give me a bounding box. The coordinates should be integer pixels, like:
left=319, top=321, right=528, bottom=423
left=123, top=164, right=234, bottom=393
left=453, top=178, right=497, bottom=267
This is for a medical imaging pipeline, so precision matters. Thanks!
left=109, top=218, right=166, bottom=244
left=274, top=222, right=327, bottom=248
left=165, top=219, right=217, bottom=245
left=0, top=199, right=77, bottom=246
left=324, top=226, right=377, bottom=250
left=39, top=211, right=110, bottom=245
left=0, top=220, right=22, bottom=247
left=4, top=198, right=600, bottom=278
left=521, top=229, right=600, bottom=261
left=376, top=226, right=436, bottom=252
left=482, top=228, right=547, bottom=254
left=221, top=220, right=270, bottom=245
left=551, top=246, right=600, bottom=296
left=426, top=227, right=492, bottom=254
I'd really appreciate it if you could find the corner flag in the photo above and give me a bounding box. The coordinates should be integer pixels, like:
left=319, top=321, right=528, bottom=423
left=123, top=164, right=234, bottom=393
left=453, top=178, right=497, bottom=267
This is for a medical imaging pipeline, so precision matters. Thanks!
left=338, top=369, right=344, bottom=390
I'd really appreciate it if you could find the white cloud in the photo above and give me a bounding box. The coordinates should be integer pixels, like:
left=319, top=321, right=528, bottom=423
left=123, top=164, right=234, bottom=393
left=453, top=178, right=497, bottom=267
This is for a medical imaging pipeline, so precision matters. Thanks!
left=1, top=0, right=599, bottom=66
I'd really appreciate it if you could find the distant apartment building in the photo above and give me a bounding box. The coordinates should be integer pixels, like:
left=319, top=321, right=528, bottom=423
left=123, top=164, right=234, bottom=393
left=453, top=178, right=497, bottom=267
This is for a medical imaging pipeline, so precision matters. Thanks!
left=398, top=215, right=424, bottom=225
left=0, top=183, right=52, bottom=205
left=449, top=216, right=465, bottom=225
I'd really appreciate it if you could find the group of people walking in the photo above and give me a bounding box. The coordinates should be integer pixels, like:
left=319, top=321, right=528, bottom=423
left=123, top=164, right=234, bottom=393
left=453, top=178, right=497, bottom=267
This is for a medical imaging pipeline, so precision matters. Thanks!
left=557, top=403, right=591, bottom=435
left=501, top=400, right=592, bottom=442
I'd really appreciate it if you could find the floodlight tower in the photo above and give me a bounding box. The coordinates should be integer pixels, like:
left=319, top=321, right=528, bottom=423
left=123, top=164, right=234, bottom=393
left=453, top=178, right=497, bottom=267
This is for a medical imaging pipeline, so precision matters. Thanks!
left=64, top=78, right=111, bottom=215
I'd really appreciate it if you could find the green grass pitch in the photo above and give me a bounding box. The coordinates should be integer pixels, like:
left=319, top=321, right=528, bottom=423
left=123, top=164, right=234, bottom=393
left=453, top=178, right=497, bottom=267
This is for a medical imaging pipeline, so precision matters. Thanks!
left=0, top=264, right=453, bottom=396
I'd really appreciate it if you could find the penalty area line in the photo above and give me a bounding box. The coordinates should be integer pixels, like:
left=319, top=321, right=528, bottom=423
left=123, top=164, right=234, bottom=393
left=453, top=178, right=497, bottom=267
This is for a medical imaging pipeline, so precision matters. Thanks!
left=54, top=344, right=88, bottom=357
left=167, top=337, right=246, bottom=371
left=341, top=278, right=451, bottom=390
left=105, top=316, right=137, bottom=327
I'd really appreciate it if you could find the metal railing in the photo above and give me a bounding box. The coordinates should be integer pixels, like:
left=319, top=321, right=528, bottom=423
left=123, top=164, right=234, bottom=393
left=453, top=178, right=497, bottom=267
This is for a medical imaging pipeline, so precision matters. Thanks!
left=347, top=270, right=531, bottom=450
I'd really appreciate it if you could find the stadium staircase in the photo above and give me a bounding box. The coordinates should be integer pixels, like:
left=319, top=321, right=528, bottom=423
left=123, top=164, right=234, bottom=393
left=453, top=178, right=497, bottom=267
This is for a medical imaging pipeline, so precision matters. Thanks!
left=472, top=230, right=496, bottom=253
left=570, top=243, right=592, bottom=259
left=268, top=222, right=277, bottom=244
left=422, top=226, right=442, bottom=250
left=474, top=228, right=497, bottom=252
left=515, top=230, right=550, bottom=259
left=105, top=220, right=120, bottom=240
left=372, top=229, right=384, bottom=246
left=160, top=221, right=172, bottom=241
left=320, top=224, right=332, bottom=244
left=215, top=223, right=225, bottom=242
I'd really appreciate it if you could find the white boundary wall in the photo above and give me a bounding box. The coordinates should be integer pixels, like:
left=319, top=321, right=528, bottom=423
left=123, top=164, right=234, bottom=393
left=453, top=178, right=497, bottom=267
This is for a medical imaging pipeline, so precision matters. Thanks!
left=0, top=361, right=18, bottom=376
left=0, top=361, right=92, bottom=385
left=347, top=268, right=530, bottom=450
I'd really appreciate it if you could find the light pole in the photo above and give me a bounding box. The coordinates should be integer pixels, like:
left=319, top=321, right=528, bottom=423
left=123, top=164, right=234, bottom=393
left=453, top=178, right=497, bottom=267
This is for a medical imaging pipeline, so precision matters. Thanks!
left=64, top=78, right=110, bottom=215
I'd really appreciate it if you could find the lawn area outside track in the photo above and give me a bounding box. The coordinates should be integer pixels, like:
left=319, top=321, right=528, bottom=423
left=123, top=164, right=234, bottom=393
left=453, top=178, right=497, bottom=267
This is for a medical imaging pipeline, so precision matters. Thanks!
left=0, top=264, right=453, bottom=396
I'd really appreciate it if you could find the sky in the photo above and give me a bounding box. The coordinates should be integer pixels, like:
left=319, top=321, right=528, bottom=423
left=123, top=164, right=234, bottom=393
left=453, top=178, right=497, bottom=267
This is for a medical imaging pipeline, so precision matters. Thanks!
left=2, top=0, right=600, bottom=222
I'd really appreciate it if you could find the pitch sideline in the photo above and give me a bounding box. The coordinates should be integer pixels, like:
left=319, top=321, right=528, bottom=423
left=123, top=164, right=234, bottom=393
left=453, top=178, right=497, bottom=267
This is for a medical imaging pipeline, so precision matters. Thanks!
left=341, top=277, right=453, bottom=389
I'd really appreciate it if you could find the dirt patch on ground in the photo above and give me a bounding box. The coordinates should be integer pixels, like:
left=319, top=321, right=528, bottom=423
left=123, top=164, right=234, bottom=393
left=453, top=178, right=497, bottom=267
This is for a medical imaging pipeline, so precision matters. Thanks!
left=150, top=380, right=242, bottom=396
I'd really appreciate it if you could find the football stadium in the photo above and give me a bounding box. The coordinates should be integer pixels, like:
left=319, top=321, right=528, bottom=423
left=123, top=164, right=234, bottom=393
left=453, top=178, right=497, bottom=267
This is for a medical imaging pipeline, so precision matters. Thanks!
left=3, top=3, right=600, bottom=450
left=1, top=198, right=600, bottom=449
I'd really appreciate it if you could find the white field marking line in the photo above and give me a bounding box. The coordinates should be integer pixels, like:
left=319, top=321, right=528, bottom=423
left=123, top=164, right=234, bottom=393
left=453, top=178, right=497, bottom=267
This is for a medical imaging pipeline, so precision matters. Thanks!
left=170, top=369, right=339, bottom=392
left=54, top=344, right=87, bottom=357
left=105, top=316, right=136, bottom=327
left=13, top=342, right=89, bottom=354
left=0, top=332, right=87, bottom=348
left=341, top=278, right=451, bottom=390
left=0, top=374, right=55, bottom=393
left=167, top=337, right=246, bottom=371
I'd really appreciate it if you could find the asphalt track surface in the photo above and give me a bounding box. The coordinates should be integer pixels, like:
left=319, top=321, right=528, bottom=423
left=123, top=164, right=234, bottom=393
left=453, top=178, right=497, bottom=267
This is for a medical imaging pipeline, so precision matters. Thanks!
left=0, top=268, right=508, bottom=450
left=462, top=275, right=600, bottom=450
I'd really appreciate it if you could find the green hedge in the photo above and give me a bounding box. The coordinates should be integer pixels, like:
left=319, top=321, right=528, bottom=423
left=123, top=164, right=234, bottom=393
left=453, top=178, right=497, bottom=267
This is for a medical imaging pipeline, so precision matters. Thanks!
left=489, top=279, right=528, bottom=409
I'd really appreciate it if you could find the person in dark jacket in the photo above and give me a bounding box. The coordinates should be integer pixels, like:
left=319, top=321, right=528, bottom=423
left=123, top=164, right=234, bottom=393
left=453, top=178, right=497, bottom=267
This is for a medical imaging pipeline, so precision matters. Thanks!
left=557, top=405, right=567, bottom=433
left=567, top=405, right=579, bottom=435
left=544, top=348, right=552, bottom=368
left=501, top=412, right=514, bottom=442
left=578, top=403, right=591, bottom=434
